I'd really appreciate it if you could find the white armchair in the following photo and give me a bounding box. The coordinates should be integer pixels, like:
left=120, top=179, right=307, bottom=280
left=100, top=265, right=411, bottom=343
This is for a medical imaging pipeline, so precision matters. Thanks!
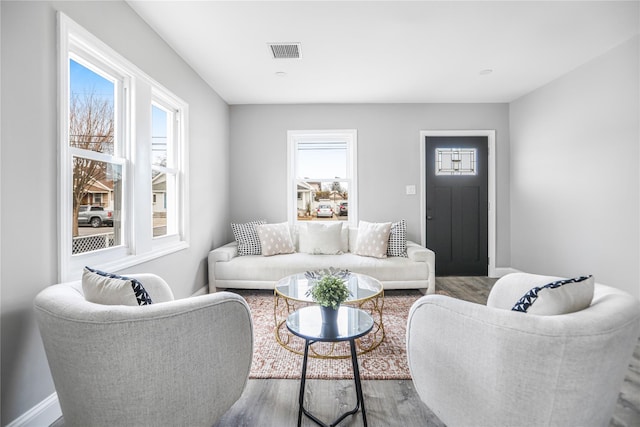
left=406, top=273, right=640, bottom=427
left=34, top=274, right=253, bottom=427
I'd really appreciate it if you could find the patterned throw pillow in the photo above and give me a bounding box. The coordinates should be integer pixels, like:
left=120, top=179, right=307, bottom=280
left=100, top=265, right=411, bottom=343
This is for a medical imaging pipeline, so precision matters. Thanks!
left=387, top=219, right=408, bottom=257
left=82, top=266, right=153, bottom=306
left=354, top=221, right=392, bottom=259
left=255, top=222, right=295, bottom=256
left=231, top=220, right=265, bottom=256
left=511, top=275, right=594, bottom=315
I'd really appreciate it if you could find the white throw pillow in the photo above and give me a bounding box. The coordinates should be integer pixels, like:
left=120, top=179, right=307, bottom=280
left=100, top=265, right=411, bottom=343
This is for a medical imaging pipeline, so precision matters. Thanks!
left=82, top=266, right=153, bottom=306
left=488, top=273, right=594, bottom=315
left=354, top=221, right=392, bottom=259
left=348, top=227, right=359, bottom=253
left=255, top=222, right=295, bottom=256
left=339, top=222, right=349, bottom=253
left=299, top=222, right=343, bottom=255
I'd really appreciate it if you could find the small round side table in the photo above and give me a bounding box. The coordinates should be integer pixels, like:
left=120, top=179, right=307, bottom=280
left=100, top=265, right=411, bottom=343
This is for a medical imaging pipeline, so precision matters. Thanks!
left=286, top=305, right=373, bottom=427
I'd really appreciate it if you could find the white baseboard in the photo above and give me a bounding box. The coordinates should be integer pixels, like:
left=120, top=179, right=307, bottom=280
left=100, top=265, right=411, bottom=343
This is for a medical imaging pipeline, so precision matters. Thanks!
left=191, top=284, right=209, bottom=297
left=490, top=267, right=521, bottom=278
left=7, top=392, right=61, bottom=427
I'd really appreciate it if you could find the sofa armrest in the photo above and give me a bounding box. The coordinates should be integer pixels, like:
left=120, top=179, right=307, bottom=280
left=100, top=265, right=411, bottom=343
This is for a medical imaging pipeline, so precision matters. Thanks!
left=406, top=241, right=432, bottom=262
left=209, top=241, right=238, bottom=262
left=208, top=242, right=238, bottom=292
left=406, top=241, right=436, bottom=293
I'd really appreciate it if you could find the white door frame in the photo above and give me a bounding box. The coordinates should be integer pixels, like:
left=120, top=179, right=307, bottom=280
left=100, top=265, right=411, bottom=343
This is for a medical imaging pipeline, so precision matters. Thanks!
left=419, top=130, right=497, bottom=277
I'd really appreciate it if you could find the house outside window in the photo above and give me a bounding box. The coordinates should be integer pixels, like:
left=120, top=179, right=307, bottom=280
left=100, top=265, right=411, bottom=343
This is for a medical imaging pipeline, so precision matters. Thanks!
left=58, top=13, right=188, bottom=281
left=151, top=98, right=182, bottom=238
left=287, top=130, right=357, bottom=226
left=66, top=53, right=125, bottom=260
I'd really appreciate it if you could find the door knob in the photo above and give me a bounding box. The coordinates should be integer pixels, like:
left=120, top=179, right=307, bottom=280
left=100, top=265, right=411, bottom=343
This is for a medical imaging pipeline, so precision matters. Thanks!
left=427, top=216, right=433, bottom=220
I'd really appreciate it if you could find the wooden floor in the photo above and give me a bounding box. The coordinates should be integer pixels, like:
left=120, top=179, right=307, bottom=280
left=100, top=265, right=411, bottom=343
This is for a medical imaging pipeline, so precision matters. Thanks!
left=51, top=277, right=640, bottom=427
left=213, top=276, right=640, bottom=427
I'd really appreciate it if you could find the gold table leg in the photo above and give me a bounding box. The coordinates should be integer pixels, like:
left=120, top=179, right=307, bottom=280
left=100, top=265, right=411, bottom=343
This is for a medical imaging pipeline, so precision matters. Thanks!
left=274, top=291, right=385, bottom=359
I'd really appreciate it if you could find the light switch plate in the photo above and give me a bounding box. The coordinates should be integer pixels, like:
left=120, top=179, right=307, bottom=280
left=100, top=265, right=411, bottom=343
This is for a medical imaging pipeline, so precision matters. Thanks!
left=406, top=185, right=416, bottom=195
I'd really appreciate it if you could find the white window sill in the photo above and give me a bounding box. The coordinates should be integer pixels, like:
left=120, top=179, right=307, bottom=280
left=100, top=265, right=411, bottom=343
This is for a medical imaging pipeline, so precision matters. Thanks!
left=66, top=241, right=189, bottom=281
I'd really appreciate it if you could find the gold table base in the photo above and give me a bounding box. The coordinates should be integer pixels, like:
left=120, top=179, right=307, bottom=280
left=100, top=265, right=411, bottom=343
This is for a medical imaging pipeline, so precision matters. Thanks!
left=274, top=292, right=385, bottom=359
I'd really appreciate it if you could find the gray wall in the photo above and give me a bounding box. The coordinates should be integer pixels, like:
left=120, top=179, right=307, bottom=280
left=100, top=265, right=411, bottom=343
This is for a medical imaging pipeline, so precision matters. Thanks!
left=229, top=103, right=511, bottom=267
left=4, top=1, right=636, bottom=423
left=510, top=36, right=640, bottom=298
left=0, top=1, right=230, bottom=424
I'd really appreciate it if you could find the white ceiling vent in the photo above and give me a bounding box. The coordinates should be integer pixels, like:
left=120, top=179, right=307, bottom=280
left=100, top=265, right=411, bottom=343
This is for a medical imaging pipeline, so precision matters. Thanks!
left=268, top=43, right=301, bottom=59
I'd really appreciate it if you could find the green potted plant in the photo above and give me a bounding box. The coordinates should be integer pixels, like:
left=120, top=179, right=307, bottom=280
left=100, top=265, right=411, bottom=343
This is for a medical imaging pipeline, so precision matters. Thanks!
left=307, top=274, right=351, bottom=326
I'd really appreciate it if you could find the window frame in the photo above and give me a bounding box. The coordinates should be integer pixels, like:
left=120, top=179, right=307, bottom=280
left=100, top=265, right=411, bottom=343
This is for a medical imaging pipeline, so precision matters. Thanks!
left=287, top=130, right=358, bottom=227
left=150, top=91, right=185, bottom=241
left=58, top=13, right=189, bottom=282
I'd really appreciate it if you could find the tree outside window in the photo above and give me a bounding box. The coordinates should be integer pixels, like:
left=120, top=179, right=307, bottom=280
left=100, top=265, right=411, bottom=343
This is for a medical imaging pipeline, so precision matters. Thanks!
left=69, top=59, right=122, bottom=251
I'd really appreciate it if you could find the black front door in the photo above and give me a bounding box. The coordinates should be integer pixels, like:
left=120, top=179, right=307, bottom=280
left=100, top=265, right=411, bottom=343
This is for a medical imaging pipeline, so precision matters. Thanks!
left=426, top=136, right=488, bottom=276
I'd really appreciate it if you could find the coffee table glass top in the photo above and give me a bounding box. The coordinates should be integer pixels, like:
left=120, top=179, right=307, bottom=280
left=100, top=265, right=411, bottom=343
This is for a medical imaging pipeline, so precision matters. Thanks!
left=286, top=306, right=374, bottom=342
left=275, top=272, right=383, bottom=303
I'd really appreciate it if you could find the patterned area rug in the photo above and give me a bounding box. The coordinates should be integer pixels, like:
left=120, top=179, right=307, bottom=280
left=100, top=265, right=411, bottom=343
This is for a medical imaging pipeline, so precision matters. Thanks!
left=232, top=289, right=445, bottom=380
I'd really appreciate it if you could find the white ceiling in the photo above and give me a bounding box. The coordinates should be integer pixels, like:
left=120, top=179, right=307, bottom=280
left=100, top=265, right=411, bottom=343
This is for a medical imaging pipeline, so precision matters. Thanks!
left=127, top=1, right=639, bottom=105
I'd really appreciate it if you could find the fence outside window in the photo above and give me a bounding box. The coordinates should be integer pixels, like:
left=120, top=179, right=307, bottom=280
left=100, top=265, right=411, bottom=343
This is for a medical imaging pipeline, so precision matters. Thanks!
left=72, top=232, right=115, bottom=254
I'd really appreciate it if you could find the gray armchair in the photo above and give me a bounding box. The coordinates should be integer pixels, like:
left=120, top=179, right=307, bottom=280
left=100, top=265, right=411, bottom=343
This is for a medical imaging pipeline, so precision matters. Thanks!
left=34, top=274, right=253, bottom=427
left=406, top=273, right=640, bottom=427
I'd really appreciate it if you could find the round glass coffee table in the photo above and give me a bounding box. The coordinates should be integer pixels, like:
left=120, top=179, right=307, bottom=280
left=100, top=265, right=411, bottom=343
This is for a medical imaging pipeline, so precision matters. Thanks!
left=274, top=271, right=384, bottom=358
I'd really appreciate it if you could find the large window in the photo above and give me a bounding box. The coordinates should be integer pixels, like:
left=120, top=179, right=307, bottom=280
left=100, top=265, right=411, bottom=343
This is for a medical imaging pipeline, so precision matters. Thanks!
left=59, top=14, right=188, bottom=281
left=287, top=130, right=357, bottom=226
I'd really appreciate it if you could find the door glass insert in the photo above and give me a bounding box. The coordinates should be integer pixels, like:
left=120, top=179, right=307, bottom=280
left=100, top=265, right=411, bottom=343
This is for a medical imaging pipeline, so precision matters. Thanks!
left=435, top=148, right=477, bottom=175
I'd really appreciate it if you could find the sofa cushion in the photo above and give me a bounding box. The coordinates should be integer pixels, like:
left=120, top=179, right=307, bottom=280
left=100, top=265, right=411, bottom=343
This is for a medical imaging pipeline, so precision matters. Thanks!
left=387, top=219, right=408, bottom=257
left=255, top=222, right=295, bottom=256
left=354, top=221, right=392, bottom=258
left=299, top=222, right=343, bottom=255
left=82, top=266, right=153, bottom=306
left=231, top=220, right=265, bottom=256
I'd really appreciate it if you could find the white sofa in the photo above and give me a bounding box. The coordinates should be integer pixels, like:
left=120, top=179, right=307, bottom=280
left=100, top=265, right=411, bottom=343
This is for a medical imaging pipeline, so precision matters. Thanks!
left=208, top=226, right=435, bottom=294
